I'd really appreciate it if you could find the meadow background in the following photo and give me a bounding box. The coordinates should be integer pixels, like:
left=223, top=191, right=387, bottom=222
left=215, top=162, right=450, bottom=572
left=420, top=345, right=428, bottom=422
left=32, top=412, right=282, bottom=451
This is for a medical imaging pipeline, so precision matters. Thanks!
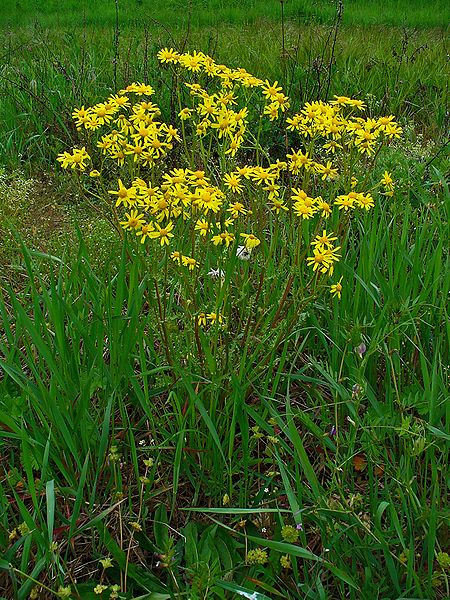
left=0, top=0, right=449, bottom=599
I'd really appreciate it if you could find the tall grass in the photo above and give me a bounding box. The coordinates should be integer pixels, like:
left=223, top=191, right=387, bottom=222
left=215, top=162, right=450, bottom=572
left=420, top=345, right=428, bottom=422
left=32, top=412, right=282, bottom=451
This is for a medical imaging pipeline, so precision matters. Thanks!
left=1, top=0, right=449, bottom=28
left=0, top=166, right=448, bottom=597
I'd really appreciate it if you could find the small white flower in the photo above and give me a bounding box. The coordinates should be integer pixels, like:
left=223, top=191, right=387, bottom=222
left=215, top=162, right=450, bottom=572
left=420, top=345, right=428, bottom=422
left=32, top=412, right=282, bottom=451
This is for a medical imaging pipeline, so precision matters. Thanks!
left=236, top=245, right=252, bottom=260
left=264, top=487, right=269, bottom=493
left=207, top=268, right=225, bottom=279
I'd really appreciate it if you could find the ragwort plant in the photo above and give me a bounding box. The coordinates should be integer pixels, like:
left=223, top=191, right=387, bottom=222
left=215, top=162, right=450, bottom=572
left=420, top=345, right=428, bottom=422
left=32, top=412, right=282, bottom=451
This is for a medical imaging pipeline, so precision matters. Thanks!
left=57, top=47, right=401, bottom=390
left=8, top=49, right=447, bottom=599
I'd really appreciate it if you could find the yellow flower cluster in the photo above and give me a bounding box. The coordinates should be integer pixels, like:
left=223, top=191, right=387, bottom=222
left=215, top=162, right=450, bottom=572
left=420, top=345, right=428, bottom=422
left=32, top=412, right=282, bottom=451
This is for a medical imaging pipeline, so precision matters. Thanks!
left=197, top=311, right=225, bottom=327
left=306, top=230, right=341, bottom=276
left=57, top=48, right=400, bottom=319
left=286, top=99, right=402, bottom=157
left=380, top=170, right=395, bottom=197
left=158, top=47, right=292, bottom=154
left=56, top=146, right=90, bottom=170
left=66, top=83, right=178, bottom=169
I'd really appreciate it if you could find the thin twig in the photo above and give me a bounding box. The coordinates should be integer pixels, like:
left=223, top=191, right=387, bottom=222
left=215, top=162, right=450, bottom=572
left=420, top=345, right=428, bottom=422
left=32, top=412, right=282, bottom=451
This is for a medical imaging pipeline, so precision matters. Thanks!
left=113, top=0, right=120, bottom=90
left=324, top=0, right=344, bottom=99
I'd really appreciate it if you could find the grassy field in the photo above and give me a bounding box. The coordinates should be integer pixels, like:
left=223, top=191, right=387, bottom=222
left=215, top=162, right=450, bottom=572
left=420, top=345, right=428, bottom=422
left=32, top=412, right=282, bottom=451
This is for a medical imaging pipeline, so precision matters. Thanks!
left=0, top=1, right=449, bottom=599
left=1, top=0, right=450, bottom=28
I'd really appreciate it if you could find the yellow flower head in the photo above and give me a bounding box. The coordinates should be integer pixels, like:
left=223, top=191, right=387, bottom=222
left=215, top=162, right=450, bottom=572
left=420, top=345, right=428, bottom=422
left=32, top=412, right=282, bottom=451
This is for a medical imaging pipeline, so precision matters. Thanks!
left=240, top=233, right=261, bottom=249
left=330, top=277, right=343, bottom=299
left=148, top=221, right=175, bottom=245
left=181, top=255, right=199, bottom=270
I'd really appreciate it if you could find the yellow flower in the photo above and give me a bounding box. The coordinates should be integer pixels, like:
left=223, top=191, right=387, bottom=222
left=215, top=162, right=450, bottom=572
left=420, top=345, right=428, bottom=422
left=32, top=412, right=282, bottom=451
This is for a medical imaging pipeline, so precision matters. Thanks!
left=380, top=171, right=394, bottom=189
left=227, top=202, right=247, bottom=218
left=223, top=172, right=243, bottom=194
left=355, top=193, right=374, bottom=210
left=263, top=181, right=280, bottom=199
left=250, top=167, right=273, bottom=184
left=72, top=105, right=90, bottom=126
left=334, top=194, right=355, bottom=211
left=92, top=103, right=115, bottom=125
left=136, top=222, right=154, bottom=243
left=195, top=219, right=210, bottom=236
left=323, top=244, right=341, bottom=268
left=306, top=246, right=332, bottom=273
left=148, top=221, right=175, bottom=245
left=273, top=92, right=290, bottom=112
left=311, top=230, right=338, bottom=249
left=181, top=255, right=199, bottom=270
left=207, top=312, right=224, bottom=325
left=315, top=160, right=338, bottom=181
left=348, top=98, right=366, bottom=110
left=323, top=140, right=343, bottom=154
left=293, top=202, right=315, bottom=219
left=237, top=165, right=252, bottom=178
left=240, top=233, right=261, bottom=249
left=157, top=47, right=180, bottom=63
left=316, top=197, right=332, bottom=218
left=225, top=135, right=241, bottom=157
left=178, top=107, right=193, bottom=120
left=291, top=188, right=307, bottom=203
left=180, top=50, right=205, bottom=72
left=269, top=198, right=288, bottom=214
left=287, top=149, right=313, bottom=173
left=89, top=169, right=101, bottom=177
left=330, top=95, right=352, bottom=107
left=94, top=584, right=108, bottom=594
left=377, top=115, right=396, bottom=131
left=56, top=147, right=90, bottom=171
left=261, top=80, right=283, bottom=101
left=120, top=210, right=146, bottom=231
left=198, top=312, right=207, bottom=327
left=330, top=277, right=343, bottom=299
left=109, top=179, right=137, bottom=208
left=264, top=102, right=279, bottom=121
left=109, top=93, right=130, bottom=108
left=211, top=231, right=235, bottom=247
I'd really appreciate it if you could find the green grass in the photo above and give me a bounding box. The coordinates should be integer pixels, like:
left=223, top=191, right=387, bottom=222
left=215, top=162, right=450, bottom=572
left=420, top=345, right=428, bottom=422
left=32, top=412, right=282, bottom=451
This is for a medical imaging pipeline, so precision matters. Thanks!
left=0, top=167, right=448, bottom=598
left=1, top=0, right=449, bottom=28
left=0, top=90, right=449, bottom=597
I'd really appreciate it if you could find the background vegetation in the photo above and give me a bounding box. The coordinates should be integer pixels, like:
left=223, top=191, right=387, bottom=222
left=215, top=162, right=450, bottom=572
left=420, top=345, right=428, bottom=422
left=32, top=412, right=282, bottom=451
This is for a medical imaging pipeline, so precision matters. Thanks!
left=1, top=0, right=449, bottom=28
